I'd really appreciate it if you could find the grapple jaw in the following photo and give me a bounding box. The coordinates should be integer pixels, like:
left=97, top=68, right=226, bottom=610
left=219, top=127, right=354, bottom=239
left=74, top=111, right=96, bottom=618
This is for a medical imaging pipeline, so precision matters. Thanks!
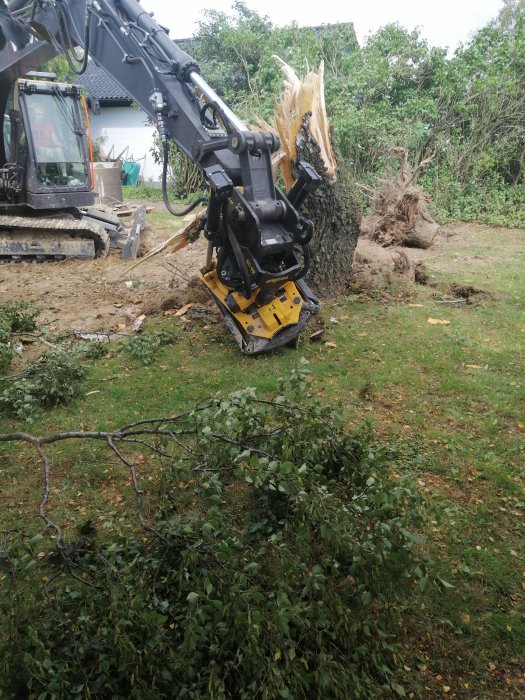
left=200, top=263, right=319, bottom=354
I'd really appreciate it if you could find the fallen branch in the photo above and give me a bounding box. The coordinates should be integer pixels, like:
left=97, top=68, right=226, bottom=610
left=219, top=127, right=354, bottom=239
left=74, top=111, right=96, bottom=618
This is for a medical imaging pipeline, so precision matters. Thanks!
left=125, top=208, right=205, bottom=273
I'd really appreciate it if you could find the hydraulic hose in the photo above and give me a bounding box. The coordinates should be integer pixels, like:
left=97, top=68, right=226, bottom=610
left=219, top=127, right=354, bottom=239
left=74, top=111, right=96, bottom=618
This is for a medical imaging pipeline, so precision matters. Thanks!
left=59, top=1, right=90, bottom=75
left=7, top=0, right=32, bottom=12
left=161, top=141, right=207, bottom=217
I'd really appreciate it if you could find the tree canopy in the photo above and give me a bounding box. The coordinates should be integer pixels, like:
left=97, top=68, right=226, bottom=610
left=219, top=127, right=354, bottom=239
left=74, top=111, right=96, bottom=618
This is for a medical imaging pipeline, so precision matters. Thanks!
left=191, top=2, right=525, bottom=226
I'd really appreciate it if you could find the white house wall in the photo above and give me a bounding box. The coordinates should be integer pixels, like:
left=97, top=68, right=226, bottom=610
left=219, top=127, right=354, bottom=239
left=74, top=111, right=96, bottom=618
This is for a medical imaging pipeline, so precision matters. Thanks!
left=89, top=106, right=162, bottom=183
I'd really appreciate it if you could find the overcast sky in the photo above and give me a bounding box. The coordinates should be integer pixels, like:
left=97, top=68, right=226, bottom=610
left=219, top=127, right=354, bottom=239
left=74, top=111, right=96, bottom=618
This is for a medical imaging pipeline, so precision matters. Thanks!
left=140, top=0, right=503, bottom=51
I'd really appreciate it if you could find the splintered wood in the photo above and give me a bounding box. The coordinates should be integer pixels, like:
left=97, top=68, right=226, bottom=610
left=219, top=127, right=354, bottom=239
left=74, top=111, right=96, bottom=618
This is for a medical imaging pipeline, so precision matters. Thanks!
left=126, top=209, right=205, bottom=273
left=264, top=56, right=360, bottom=297
left=271, top=57, right=336, bottom=190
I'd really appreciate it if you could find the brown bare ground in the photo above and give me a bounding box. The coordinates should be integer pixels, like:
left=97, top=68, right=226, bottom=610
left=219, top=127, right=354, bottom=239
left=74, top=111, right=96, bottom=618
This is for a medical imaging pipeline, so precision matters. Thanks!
left=0, top=218, right=519, bottom=338
left=0, top=208, right=209, bottom=334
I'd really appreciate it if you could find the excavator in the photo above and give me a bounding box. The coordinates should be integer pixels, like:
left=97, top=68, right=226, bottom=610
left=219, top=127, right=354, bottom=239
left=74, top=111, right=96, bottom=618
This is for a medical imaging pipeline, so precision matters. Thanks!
left=0, top=0, right=322, bottom=354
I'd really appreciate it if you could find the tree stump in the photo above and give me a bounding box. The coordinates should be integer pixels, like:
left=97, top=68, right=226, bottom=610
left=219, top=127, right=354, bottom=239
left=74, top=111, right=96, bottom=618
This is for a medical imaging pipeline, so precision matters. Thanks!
left=271, top=58, right=361, bottom=297
left=295, top=118, right=361, bottom=295
left=361, top=148, right=438, bottom=249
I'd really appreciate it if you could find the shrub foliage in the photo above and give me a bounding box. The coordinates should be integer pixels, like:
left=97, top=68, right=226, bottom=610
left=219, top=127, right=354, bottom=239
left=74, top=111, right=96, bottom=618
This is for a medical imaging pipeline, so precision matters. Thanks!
left=0, top=302, right=38, bottom=373
left=0, top=347, right=86, bottom=421
left=0, top=367, right=427, bottom=699
left=186, top=3, right=525, bottom=226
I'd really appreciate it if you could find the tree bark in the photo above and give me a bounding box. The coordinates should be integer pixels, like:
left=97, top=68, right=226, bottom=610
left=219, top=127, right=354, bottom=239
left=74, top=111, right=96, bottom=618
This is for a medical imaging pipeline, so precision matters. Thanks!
left=295, top=117, right=361, bottom=297
left=270, top=57, right=361, bottom=298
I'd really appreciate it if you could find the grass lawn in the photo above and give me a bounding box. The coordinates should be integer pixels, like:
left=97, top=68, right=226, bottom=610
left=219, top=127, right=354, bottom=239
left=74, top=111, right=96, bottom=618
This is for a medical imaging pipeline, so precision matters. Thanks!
left=0, top=222, right=523, bottom=698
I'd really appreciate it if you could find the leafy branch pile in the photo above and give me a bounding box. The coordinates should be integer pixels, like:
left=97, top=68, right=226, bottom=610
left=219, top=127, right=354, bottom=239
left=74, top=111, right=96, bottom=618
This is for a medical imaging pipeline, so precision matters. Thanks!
left=0, top=347, right=86, bottom=421
left=0, top=302, right=38, bottom=372
left=0, top=321, right=180, bottom=421
left=122, top=329, right=177, bottom=365
left=0, top=302, right=91, bottom=421
left=0, top=367, right=429, bottom=699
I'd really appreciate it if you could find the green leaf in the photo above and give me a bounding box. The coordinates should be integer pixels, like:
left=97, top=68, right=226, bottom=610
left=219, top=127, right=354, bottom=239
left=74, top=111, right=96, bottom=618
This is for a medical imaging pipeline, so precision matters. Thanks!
left=361, top=591, right=372, bottom=605
left=391, top=682, right=406, bottom=697
left=437, top=577, right=455, bottom=590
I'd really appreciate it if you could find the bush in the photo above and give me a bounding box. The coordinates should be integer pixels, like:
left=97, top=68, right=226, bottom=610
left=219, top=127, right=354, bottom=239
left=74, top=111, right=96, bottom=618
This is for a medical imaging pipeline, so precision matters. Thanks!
left=0, top=301, right=38, bottom=333
left=0, top=302, right=38, bottom=373
left=0, top=367, right=428, bottom=698
left=422, top=167, right=525, bottom=227
left=121, top=329, right=177, bottom=365
left=0, top=346, right=86, bottom=420
left=77, top=339, right=110, bottom=360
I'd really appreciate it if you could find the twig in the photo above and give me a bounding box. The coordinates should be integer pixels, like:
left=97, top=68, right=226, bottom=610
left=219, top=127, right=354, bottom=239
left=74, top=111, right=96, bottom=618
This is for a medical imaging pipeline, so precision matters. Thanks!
left=159, top=261, right=191, bottom=283
left=406, top=151, right=437, bottom=187
left=210, top=433, right=275, bottom=460
left=36, top=444, right=63, bottom=547
left=435, top=298, right=467, bottom=304
left=106, top=435, right=157, bottom=537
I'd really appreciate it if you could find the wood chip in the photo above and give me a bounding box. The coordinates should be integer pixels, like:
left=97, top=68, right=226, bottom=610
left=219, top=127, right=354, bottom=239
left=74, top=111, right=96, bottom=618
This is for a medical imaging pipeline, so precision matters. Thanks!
left=175, top=303, right=194, bottom=317
left=427, top=318, right=451, bottom=325
left=133, top=314, right=146, bottom=331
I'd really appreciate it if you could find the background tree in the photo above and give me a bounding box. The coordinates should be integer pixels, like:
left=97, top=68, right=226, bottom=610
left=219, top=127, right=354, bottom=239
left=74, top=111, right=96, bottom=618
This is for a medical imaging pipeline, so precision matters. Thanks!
left=179, top=4, right=525, bottom=229
left=496, top=0, right=525, bottom=30
left=41, top=55, right=69, bottom=81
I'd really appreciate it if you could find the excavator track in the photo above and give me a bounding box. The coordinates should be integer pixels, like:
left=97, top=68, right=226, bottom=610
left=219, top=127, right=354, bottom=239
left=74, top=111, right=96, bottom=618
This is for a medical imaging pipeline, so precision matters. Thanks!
left=0, top=215, right=110, bottom=261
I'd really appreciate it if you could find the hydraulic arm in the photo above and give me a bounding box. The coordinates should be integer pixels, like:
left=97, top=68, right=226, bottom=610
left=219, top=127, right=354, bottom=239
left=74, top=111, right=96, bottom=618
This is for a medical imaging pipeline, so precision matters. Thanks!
left=1, top=0, right=321, bottom=353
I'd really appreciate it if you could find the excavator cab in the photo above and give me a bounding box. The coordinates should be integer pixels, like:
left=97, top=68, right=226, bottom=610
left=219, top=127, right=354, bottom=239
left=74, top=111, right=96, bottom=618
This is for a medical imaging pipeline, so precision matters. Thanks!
left=0, top=75, right=113, bottom=261
left=8, top=77, right=95, bottom=210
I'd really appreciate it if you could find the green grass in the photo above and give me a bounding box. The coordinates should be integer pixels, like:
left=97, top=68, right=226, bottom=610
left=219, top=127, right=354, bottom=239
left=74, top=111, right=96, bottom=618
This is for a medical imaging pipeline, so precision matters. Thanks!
left=123, top=183, right=206, bottom=205
left=122, top=183, right=165, bottom=202
left=1, top=223, right=524, bottom=697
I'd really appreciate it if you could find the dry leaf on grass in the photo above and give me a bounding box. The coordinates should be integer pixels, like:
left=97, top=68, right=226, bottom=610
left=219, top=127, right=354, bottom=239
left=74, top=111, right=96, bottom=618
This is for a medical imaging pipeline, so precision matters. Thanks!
left=427, top=318, right=451, bottom=325
left=175, top=303, right=194, bottom=317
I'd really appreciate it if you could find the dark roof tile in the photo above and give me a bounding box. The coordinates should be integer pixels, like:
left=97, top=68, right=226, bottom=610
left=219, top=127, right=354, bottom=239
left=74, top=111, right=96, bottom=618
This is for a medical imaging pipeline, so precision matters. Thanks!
left=75, top=60, right=132, bottom=102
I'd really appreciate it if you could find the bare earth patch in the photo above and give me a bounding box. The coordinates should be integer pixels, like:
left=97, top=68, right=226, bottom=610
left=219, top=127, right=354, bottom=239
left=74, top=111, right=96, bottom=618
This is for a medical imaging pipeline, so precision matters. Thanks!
left=0, top=208, right=209, bottom=334
left=1, top=217, right=522, bottom=337
left=353, top=221, right=524, bottom=295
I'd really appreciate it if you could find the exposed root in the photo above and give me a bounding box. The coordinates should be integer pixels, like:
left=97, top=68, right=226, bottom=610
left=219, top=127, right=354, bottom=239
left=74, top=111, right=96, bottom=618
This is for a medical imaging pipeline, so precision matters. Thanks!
left=361, top=148, right=439, bottom=249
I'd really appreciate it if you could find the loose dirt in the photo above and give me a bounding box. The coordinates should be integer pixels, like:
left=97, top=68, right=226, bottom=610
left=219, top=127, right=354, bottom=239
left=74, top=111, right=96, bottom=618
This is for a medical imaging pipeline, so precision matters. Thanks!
left=0, top=208, right=209, bottom=334
left=0, top=218, right=521, bottom=335
left=352, top=220, right=524, bottom=297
